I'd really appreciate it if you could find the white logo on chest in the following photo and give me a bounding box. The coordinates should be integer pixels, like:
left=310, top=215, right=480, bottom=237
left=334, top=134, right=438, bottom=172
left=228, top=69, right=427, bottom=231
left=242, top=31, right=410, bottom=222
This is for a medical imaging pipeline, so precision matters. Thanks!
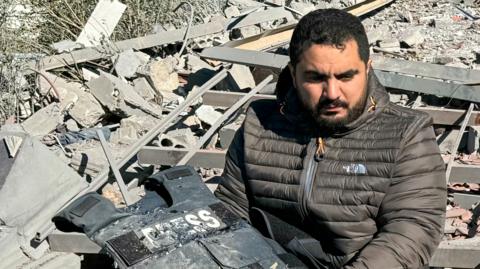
left=342, top=163, right=367, bottom=175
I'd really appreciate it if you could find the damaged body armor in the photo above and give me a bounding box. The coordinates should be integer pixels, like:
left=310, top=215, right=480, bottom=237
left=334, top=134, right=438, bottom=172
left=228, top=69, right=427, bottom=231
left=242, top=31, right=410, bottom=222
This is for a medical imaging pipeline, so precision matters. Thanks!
left=55, top=166, right=305, bottom=269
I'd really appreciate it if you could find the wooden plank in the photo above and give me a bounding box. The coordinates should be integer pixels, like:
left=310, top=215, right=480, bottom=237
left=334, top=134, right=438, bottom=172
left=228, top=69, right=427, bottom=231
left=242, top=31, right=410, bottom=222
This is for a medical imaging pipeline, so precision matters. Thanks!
left=228, top=0, right=393, bottom=51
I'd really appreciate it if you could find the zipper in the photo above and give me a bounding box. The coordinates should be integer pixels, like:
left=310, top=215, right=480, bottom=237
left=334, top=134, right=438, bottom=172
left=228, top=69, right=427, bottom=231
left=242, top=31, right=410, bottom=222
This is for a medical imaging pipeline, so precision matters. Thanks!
left=299, top=137, right=324, bottom=220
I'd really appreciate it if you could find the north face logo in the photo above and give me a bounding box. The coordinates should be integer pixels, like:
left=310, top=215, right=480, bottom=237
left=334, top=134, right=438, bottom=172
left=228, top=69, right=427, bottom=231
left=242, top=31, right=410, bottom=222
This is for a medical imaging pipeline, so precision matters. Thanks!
left=342, top=163, right=367, bottom=175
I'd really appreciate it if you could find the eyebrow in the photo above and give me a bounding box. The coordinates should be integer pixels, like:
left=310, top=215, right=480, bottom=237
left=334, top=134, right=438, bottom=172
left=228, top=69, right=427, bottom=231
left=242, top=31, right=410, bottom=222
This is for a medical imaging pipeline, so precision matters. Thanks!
left=303, top=69, right=359, bottom=79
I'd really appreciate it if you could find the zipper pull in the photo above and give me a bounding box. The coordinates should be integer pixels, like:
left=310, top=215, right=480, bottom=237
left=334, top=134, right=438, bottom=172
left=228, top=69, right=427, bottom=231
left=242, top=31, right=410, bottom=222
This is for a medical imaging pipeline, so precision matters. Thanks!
left=314, top=137, right=325, bottom=161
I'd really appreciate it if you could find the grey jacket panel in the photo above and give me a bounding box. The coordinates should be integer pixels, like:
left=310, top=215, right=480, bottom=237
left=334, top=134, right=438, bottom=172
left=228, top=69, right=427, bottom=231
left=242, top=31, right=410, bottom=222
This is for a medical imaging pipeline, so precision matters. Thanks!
left=214, top=71, right=446, bottom=268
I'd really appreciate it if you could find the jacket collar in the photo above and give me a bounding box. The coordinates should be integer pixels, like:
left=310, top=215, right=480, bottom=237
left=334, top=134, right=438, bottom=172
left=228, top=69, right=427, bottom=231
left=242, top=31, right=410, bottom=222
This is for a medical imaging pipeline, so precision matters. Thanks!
left=275, top=67, right=389, bottom=137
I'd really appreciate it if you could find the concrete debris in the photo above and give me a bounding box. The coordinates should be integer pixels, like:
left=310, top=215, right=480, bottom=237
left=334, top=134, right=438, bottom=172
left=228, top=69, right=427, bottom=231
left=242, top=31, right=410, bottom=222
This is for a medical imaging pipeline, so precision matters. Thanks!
left=224, top=6, right=241, bottom=18
left=111, top=115, right=161, bottom=145
left=38, top=73, right=105, bottom=127
left=140, top=57, right=179, bottom=93
left=21, top=103, right=63, bottom=137
left=133, top=77, right=156, bottom=101
left=159, top=128, right=198, bottom=148
left=232, top=25, right=262, bottom=39
left=22, top=252, right=81, bottom=269
left=182, top=115, right=203, bottom=131
left=81, top=68, right=100, bottom=81
left=76, top=0, right=127, bottom=47
left=378, top=38, right=401, bottom=52
left=220, top=120, right=243, bottom=149
left=113, top=49, right=150, bottom=78
left=218, top=64, right=256, bottom=91
left=399, top=27, right=425, bottom=47
left=0, top=227, right=30, bottom=269
left=0, top=133, right=87, bottom=251
left=289, top=1, right=316, bottom=17
left=65, top=119, right=80, bottom=132
left=195, top=105, right=222, bottom=126
left=50, top=39, right=83, bottom=53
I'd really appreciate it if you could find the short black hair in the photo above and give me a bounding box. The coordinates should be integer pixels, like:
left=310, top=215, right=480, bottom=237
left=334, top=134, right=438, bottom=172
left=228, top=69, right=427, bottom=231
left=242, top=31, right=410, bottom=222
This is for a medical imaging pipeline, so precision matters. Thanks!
left=289, top=9, right=369, bottom=67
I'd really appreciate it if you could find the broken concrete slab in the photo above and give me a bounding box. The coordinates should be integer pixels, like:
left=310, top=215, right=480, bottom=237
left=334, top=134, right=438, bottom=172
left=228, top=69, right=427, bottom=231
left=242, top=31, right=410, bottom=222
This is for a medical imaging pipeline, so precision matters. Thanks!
left=81, top=68, right=99, bottom=81
left=220, top=121, right=242, bottom=149
left=21, top=103, right=63, bottom=137
left=218, top=64, right=256, bottom=91
left=140, top=57, right=180, bottom=93
left=289, top=1, right=315, bottom=16
left=38, top=73, right=105, bottom=127
left=1, top=123, right=25, bottom=157
left=159, top=128, right=198, bottom=148
left=378, top=38, right=401, bottom=52
left=0, top=132, right=87, bottom=249
left=0, top=227, right=30, bottom=269
left=182, top=115, right=202, bottom=131
left=185, top=54, right=215, bottom=72
left=65, top=118, right=80, bottom=132
left=232, top=25, right=262, bottom=39
left=22, top=252, right=81, bottom=269
left=76, top=0, right=127, bottom=47
left=399, top=27, right=425, bottom=48
left=99, top=72, right=162, bottom=117
left=113, top=49, right=150, bottom=78
left=110, top=115, right=161, bottom=145
left=50, top=39, right=83, bottom=53
left=133, top=77, right=156, bottom=101
left=195, top=105, right=222, bottom=126
left=224, top=6, right=241, bottom=18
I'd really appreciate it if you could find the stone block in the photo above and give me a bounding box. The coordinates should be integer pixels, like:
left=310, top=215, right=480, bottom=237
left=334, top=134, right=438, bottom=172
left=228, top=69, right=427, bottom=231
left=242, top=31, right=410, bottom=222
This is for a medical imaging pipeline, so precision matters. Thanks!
left=195, top=105, right=222, bottom=126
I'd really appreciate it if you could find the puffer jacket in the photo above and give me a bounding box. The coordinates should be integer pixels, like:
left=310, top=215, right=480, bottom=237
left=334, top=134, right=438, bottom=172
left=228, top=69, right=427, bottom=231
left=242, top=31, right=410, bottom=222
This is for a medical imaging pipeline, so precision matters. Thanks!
left=214, top=68, right=446, bottom=269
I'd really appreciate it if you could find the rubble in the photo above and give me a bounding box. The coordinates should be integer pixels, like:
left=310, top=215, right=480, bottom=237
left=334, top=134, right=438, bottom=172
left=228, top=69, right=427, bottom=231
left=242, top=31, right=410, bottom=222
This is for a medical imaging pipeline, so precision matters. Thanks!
left=2, top=0, right=480, bottom=267
left=195, top=105, right=223, bottom=126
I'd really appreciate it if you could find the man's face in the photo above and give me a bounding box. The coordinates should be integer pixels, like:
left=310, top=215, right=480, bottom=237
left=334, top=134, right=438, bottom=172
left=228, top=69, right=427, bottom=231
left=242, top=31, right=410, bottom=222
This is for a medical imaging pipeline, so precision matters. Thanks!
left=289, top=39, right=371, bottom=130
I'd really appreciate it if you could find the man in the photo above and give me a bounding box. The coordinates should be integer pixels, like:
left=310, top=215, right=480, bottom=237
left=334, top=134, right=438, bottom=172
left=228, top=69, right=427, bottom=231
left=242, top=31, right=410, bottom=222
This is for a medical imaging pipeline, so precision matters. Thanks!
left=214, top=8, right=446, bottom=269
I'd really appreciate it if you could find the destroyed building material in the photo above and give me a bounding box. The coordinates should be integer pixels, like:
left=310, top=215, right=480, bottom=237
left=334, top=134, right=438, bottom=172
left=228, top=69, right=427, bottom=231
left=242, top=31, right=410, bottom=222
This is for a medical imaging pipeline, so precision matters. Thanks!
left=113, top=49, right=150, bottom=78
left=0, top=227, right=30, bottom=269
left=60, top=69, right=229, bottom=221
left=201, top=47, right=480, bottom=103
left=159, top=128, right=198, bottom=148
left=399, top=27, right=425, bottom=48
left=21, top=252, right=81, bottom=269
left=140, top=57, right=180, bottom=93
left=138, top=147, right=226, bottom=168
left=226, top=7, right=295, bottom=30
left=38, top=73, right=105, bottom=127
left=76, top=0, right=127, bottom=47
left=26, top=21, right=226, bottom=73
left=50, top=40, right=82, bottom=53
left=0, top=132, right=87, bottom=252
left=220, top=120, right=242, bottom=149
left=177, top=75, right=272, bottom=166
left=133, top=77, right=156, bottom=101
left=21, top=103, right=63, bottom=137
left=217, top=64, right=256, bottom=91
left=195, top=105, right=223, bottom=126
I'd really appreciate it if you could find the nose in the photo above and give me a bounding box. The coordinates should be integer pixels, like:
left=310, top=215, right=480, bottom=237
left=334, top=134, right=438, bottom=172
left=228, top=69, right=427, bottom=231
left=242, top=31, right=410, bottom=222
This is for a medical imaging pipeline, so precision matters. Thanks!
left=323, top=79, right=341, bottom=100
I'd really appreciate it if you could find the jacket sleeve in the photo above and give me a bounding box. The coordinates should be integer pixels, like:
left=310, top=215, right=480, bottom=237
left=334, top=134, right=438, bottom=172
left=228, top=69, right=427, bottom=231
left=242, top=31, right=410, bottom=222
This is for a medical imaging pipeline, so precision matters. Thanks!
left=214, top=125, right=250, bottom=220
left=344, top=117, right=447, bottom=269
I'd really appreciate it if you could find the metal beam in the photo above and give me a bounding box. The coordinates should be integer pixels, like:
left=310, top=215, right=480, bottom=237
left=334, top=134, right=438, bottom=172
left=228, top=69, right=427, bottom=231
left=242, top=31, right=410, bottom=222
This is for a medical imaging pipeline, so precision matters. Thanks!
left=202, top=90, right=480, bottom=126
left=227, top=7, right=294, bottom=30
left=446, top=103, right=475, bottom=182
left=177, top=75, right=273, bottom=165
left=371, top=55, right=480, bottom=84
left=374, top=71, right=480, bottom=103
left=138, top=147, right=226, bottom=168
left=430, top=239, right=480, bottom=268
left=454, top=193, right=480, bottom=209
left=26, top=21, right=225, bottom=73
left=449, top=164, right=480, bottom=183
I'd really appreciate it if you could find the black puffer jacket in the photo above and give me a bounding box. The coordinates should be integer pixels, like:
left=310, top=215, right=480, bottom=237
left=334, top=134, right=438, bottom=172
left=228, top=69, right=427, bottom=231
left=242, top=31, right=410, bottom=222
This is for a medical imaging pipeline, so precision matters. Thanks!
left=214, top=68, right=446, bottom=269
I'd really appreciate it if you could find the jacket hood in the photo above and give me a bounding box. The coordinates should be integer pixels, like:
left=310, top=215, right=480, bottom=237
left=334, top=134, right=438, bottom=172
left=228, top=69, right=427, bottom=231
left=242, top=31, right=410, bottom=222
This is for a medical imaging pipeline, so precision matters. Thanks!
left=275, top=66, right=389, bottom=136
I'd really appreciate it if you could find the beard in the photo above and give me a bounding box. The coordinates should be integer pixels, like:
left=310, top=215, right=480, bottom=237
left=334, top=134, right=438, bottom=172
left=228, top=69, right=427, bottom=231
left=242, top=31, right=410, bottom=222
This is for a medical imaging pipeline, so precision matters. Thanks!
left=299, top=91, right=367, bottom=133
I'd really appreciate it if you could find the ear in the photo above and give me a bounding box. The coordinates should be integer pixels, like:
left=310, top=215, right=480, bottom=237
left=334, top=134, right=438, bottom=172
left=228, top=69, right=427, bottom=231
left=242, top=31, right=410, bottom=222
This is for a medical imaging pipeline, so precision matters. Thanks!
left=288, top=62, right=296, bottom=86
left=366, top=59, right=372, bottom=75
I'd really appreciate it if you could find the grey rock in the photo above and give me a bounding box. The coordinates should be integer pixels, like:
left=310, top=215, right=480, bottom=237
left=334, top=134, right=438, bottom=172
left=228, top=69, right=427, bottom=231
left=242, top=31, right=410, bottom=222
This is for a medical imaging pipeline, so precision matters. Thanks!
left=195, top=105, right=222, bottom=126
left=21, top=103, right=63, bottom=137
